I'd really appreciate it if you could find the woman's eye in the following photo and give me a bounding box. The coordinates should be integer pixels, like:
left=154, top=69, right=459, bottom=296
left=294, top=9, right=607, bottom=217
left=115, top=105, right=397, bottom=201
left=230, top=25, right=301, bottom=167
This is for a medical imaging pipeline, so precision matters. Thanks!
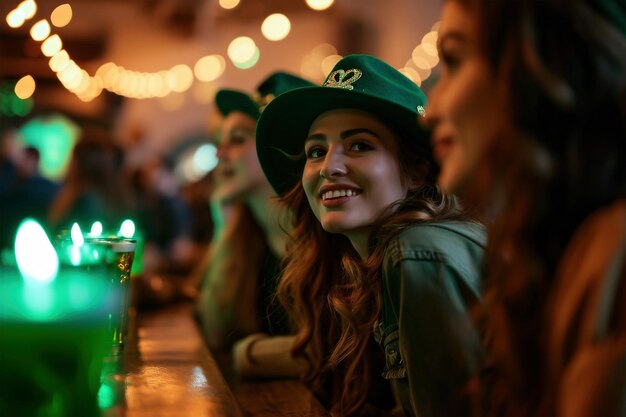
left=349, top=141, right=373, bottom=152
left=305, top=147, right=326, bottom=159
left=228, top=135, right=247, bottom=145
left=440, top=51, right=460, bottom=73
left=439, top=41, right=464, bottom=73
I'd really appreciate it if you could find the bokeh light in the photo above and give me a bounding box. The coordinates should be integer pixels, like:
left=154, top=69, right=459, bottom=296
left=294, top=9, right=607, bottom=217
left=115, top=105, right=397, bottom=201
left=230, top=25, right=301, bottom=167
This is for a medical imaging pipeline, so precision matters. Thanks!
left=219, top=0, right=240, bottom=10
left=51, top=4, right=73, bottom=28
left=19, top=0, right=37, bottom=19
left=227, top=36, right=257, bottom=65
left=194, top=55, right=225, bottom=82
left=14, top=75, right=36, bottom=99
left=261, top=14, right=291, bottom=41
left=306, top=0, right=334, bottom=11
left=30, top=19, right=51, bottom=41
left=6, top=10, right=26, bottom=28
left=232, top=46, right=260, bottom=69
left=41, top=34, right=63, bottom=57
left=49, top=50, right=70, bottom=72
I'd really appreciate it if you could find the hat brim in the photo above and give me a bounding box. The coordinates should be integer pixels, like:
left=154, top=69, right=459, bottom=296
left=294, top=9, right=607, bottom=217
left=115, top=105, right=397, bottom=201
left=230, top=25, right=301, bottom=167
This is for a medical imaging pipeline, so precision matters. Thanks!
left=215, top=89, right=260, bottom=119
left=256, top=86, right=431, bottom=196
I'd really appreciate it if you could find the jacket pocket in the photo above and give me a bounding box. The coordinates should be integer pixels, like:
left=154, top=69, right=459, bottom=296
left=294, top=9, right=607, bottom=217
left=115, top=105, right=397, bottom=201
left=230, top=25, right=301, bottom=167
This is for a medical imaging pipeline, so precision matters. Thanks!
left=380, top=325, right=407, bottom=379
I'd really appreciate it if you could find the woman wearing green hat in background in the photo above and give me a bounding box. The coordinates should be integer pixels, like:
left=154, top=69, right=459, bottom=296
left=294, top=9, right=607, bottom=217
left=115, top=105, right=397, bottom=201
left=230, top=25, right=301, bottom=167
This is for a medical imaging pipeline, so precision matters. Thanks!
left=425, top=0, right=626, bottom=415
left=256, top=54, right=486, bottom=416
left=194, top=71, right=314, bottom=378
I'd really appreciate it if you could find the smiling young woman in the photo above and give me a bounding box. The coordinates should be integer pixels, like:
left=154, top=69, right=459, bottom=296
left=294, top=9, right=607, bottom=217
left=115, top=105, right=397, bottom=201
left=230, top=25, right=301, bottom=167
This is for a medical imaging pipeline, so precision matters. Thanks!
left=256, top=54, right=487, bottom=416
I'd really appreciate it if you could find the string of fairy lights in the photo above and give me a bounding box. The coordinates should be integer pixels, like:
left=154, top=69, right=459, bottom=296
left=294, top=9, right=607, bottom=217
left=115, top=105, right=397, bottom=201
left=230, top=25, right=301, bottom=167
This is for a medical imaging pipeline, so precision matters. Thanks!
left=5, top=0, right=439, bottom=109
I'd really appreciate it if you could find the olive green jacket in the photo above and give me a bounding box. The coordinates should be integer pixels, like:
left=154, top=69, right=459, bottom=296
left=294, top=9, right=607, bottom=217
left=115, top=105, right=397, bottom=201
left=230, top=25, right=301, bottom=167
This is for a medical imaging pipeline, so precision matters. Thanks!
left=377, top=221, right=486, bottom=417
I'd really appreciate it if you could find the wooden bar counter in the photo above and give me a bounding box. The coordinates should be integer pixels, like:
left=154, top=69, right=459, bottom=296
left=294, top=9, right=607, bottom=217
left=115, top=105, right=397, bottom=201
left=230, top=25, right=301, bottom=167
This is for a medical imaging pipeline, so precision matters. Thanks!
left=102, top=303, right=329, bottom=417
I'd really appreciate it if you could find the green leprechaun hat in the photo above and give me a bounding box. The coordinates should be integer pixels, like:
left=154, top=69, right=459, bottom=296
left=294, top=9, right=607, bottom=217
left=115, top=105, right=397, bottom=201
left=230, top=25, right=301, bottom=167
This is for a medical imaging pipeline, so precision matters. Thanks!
left=256, top=54, right=430, bottom=196
left=215, top=71, right=316, bottom=120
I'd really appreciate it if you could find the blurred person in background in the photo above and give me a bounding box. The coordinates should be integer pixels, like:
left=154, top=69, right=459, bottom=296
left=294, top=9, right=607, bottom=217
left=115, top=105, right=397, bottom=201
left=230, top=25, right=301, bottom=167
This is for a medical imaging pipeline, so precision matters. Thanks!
left=194, top=71, right=315, bottom=379
left=425, top=0, right=626, bottom=415
left=48, top=126, right=135, bottom=235
left=0, top=134, right=59, bottom=253
left=130, top=154, right=194, bottom=275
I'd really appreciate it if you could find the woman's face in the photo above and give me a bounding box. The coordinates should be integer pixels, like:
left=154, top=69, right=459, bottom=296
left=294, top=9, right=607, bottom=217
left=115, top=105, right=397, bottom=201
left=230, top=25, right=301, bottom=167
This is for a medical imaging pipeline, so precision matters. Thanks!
left=302, top=109, right=411, bottom=253
left=425, top=0, right=509, bottom=195
left=214, top=111, right=268, bottom=202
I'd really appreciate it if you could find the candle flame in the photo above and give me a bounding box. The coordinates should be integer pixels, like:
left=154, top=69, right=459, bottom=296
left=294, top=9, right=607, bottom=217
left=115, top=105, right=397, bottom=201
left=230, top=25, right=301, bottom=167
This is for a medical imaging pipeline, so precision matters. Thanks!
left=119, top=219, right=135, bottom=238
left=71, top=222, right=84, bottom=246
left=89, top=221, right=103, bottom=237
left=15, top=219, right=59, bottom=283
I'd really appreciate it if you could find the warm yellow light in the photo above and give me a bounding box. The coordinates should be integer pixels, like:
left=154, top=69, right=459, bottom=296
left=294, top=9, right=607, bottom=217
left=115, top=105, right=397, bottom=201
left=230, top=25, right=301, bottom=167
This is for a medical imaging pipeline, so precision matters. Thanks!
left=51, top=4, right=72, bottom=28
left=157, top=71, right=171, bottom=97
left=422, top=43, right=438, bottom=57
left=30, top=19, right=51, bottom=41
left=219, top=0, right=240, bottom=10
left=63, top=68, right=85, bottom=91
left=232, top=46, right=259, bottom=70
left=49, top=49, right=70, bottom=72
left=399, top=67, right=422, bottom=86
left=96, top=62, right=119, bottom=89
left=41, top=34, right=62, bottom=57
left=147, top=73, right=164, bottom=97
left=58, top=60, right=80, bottom=85
left=412, top=45, right=433, bottom=70
left=120, top=73, right=135, bottom=97
left=15, top=75, right=36, bottom=99
left=194, top=54, right=225, bottom=82
left=261, top=13, right=291, bottom=41
left=321, top=54, right=342, bottom=75
left=422, top=31, right=438, bottom=47
left=227, top=36, right=256, bottom=64
left=168, top=64, right=193, bottom=93
left=6, top=9, right=26, bottom=28
left=69, top=70, right=90, bottom=93
left=305, top=0, right=334, bottom=11
left=18, top=0, right=37, bottom=19
left=415, top=66, right=432, bottom=81
left=113, top=69, right=130, bottom=95
left=78, top=77, right=103, bottom=102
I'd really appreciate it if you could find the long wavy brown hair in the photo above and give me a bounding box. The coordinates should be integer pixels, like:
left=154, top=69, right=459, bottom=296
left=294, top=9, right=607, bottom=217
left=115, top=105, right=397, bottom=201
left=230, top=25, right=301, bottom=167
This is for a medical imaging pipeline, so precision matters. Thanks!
left=452, top=0, right=626, bottom=415
left=277, top=117, right=471, bottom=415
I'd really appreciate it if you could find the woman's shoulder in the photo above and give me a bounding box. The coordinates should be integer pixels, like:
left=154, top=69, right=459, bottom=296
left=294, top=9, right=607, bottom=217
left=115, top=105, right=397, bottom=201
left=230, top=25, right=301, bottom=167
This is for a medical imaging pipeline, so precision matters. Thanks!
left=383, top=220, right=486, bottom=272
left=558, top=200, right=626, bottom=276
left=390, top=220, right=486, bottom=254
left=548, top=200, right=626, bottom=376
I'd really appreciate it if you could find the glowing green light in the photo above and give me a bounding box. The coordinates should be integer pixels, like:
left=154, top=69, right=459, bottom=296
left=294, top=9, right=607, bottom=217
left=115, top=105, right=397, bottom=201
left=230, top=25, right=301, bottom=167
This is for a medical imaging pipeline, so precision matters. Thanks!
left=119, top=219, right=135, bottom=238
left=97, top=381, right=116, bottom=409
left=0, top=80, right=33, bottom=117
left=70, top=245, right=81, bottom=266
left=71, top=223, right=84, bottom=247
left=19, top=115, right=79, bottom=181
left=15, top=219, right=58, bottom=283
left=89, top=221, right=103, bottom=237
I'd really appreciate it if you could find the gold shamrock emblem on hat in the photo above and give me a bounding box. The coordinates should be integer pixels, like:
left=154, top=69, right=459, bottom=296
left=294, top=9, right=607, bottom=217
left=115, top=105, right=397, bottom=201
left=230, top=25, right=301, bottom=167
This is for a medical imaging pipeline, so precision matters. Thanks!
left=324, top=68, right=362, bottom=90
